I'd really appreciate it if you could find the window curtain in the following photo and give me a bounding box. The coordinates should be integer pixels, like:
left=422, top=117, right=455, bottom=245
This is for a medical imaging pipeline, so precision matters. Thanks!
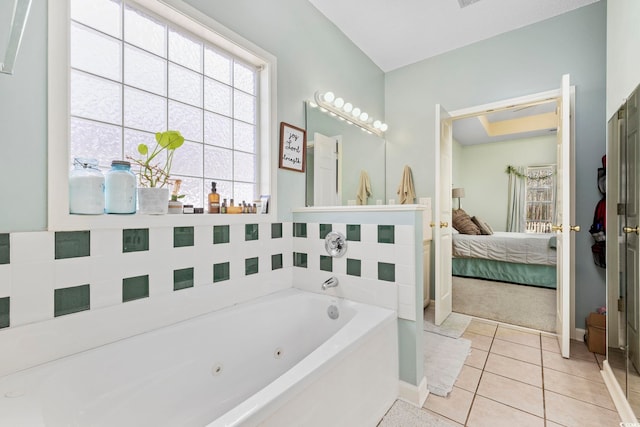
left=506, top=166, right=526, bottom=232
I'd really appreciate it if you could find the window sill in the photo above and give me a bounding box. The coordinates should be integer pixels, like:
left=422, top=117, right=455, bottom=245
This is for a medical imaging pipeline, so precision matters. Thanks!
left=48, top=211, right=277, bottom=231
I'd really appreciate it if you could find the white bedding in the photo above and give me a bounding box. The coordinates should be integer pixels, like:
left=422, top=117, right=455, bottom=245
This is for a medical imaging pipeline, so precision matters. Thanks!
left=452, top=232, right=557, bottom=266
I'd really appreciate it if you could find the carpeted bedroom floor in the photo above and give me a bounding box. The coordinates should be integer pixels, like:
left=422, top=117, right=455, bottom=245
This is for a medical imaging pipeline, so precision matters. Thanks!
left=452, top=276, right=556, bottom=332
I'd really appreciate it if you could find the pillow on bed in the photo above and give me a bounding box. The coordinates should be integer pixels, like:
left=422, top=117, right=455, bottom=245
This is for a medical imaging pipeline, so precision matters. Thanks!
left=472, top=216, right=494, bottom=235
left=452, top=209, right=481, bottom=235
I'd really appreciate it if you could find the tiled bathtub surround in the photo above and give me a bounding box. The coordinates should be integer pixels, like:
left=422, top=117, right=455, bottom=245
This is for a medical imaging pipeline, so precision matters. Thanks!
left=292, top=222, right=417, bottom=320
left=0, top=217, right=420, bottom=376
left=0, top=223, right=293, bottom=331
left=0, top=222, right=294, bottom=376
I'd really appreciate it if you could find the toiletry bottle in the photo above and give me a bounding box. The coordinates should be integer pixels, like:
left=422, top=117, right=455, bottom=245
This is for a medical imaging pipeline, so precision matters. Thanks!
left=208, top=181, right=220, bottom=213
left=221, top=198, right=227, bottom=214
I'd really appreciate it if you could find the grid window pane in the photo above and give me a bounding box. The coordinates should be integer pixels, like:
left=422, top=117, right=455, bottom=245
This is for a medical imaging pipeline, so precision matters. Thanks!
left=174, top=176, right=203, bottom=207
left=234, top=151, right=255, bottom=183
left=168, top=101, right=203, bottom=143
left=70, top=118, right=122, bottom=169
left=204, top=47, right=232, bottom=84
left=234, top=182, right=255, bottom=203
left=125, top=45, right=167, bottom=96
left=234, top=90, right=256, bottom=124
left=69, top=1, right=261, bottom=203
left=205, top=112, right=232, bottom=148
left=169, top=29, right=202, bottom=72
left=71, top=71, right=122, bottom=125
left=234, top=121, right=256, bottom=153
left=171, top=141, right=203, bottom=177
left=71, top=0, right=121, bottom=38
left=204, top=78, right=232, bottom=116
left=124, top=5, right=166, bottom=57
left=169, top=64, right=203, bottom=107
left=124, top=129, right=165, bottom=173
left=124, top=87, right=167, bottom=132
left=204, top=146, right=233, bottom=180
left=234, top=62, right=255, bottom=95
left=71, top=23, right=121, bottom=82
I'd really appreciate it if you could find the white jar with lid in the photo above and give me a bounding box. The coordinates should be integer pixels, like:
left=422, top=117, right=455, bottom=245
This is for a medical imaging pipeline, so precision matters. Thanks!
left=105, top=160, right=137, bottom=214
left=69, top=158, right=105, bottom=214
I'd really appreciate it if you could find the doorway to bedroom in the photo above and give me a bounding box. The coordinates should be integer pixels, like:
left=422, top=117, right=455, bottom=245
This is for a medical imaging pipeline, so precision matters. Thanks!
left=449, top=100, right=559, bottom=332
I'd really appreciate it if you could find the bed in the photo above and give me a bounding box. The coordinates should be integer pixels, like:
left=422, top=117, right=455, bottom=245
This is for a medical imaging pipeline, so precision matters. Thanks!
left=452, top=231, right=557, bottom=289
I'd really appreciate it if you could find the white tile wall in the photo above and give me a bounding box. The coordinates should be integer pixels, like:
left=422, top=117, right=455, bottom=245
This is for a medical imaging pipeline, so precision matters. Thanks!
left=292, top=222, right=420, bottom=319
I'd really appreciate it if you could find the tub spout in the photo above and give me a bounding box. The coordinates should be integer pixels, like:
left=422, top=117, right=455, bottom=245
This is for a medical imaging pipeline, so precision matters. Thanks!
left=322, top=276, right=339, bottom=290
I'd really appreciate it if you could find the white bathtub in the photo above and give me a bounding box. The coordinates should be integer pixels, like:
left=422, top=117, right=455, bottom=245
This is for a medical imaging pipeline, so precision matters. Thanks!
left=0, top=289, right=398, bottom=426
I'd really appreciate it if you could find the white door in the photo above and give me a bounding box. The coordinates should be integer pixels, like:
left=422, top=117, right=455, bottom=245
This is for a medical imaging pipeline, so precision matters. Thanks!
left=555, top=74, right=575, bottom=358
left=434, top=105, right=453, bottom=325
left=313, top=132, right=339, bottom=206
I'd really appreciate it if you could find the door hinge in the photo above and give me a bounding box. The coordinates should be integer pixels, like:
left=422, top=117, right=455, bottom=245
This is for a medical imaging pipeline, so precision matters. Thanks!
left=618, top=203, right=626, bottom=215
left=619, top=298, right=625, bottom=312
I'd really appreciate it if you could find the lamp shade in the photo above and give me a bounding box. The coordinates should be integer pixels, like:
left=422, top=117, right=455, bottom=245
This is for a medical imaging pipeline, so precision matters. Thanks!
left=452, top=188, right=465, bottom=199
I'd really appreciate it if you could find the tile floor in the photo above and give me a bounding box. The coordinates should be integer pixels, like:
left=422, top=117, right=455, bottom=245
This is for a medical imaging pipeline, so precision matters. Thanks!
left=384, top=318, right=621, bottom=426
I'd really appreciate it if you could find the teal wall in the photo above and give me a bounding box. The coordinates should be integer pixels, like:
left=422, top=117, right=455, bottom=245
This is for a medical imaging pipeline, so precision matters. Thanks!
left=0, top=0, right=385, bottom=233
left=386, top=2, right=607, bottom=329
left=453, top=135, right=557, bottom=232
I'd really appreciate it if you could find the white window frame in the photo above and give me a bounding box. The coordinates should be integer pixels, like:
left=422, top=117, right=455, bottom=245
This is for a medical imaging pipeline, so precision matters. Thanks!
left=48, top=0, right=277, bottom=230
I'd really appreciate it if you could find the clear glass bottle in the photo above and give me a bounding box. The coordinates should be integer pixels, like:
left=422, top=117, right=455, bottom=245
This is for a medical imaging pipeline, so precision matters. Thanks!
left=69, top=158, right=105, bottom=215
left=104, top=160, right=137, bottom=214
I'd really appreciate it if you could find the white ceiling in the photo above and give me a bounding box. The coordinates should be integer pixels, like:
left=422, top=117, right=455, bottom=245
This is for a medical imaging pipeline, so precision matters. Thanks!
left=308, top=0, right=600, bottom=72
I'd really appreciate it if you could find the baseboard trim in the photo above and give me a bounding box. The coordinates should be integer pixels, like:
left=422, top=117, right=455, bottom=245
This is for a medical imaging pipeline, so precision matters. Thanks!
left=573, top=327, right=586, bottom=341
left=602, top=360, right=637, bottom=423
left=398, top=376, right=429, bottom=407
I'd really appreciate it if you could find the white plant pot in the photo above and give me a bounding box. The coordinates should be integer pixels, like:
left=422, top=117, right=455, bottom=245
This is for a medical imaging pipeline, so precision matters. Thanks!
left=137, top=187, right=170, bottom=214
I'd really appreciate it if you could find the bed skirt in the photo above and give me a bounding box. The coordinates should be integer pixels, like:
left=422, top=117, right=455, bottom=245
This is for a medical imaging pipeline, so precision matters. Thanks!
left=452, top=258, right=556, bottom=289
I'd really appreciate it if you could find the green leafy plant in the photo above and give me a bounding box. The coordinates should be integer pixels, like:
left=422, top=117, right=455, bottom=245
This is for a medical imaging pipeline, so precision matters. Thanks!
left=128, top=130, right=185, bottom=188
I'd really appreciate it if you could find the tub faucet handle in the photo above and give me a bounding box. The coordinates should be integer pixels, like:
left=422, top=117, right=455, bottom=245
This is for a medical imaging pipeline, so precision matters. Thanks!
left=322, top=276, right=339, bottom=290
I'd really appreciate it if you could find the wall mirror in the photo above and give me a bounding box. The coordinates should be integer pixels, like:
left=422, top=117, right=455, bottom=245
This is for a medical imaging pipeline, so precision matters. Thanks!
left=607, top=84, right=640, bottom=417
left=0, top=0, right=32, bottom=74
left=304, top=101, right=386, bottom=206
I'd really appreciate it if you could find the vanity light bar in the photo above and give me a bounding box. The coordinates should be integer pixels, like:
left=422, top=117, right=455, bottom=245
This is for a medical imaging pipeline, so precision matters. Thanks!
left=313, top=91, right=388, bottom=137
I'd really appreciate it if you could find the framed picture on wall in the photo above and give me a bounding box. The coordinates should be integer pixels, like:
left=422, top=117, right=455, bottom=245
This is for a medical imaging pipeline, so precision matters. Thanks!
left=279, top=122, right=306, bottom=172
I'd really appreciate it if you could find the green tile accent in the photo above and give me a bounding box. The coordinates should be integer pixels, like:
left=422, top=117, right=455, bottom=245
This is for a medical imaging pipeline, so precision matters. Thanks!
left=293, top=222, right=307, bottom=238
left=245, top=224, right=259, bottom=241
left=213, top=225, right=230, bottom=244
left=0, top=297, right=9, bottom=329
left=54, top=284, right=90, bottom=317
left=173, top=267, right=194, bottom=291
left=378, top=225, right=395, bottom=244
left=245, top=257, right=259, bottom=275
left=174, top=227, right=194, bottom=247
left=271, top=223, right=283, bottom=239
left=378, top=262, right=396, bottom=282
left=123, top=229, right=149, bottom=253
left=293, top=252, right=307, bottom=268
left=122, top=275, right=149, bottom=302
left=213, top=262, right=230, bottom=283
left=347, top=258, right=361, bottom=277
left=320, top=255, right=333, bottom=272
left=346, top=224, right=361, bottom=242
left=0, top=234, right=9, bottom=264
left=319, top=224, right=332, bottom=239
left=271, top=253, right=283, bottom=270
left=55, top=231, right=90, bottom=260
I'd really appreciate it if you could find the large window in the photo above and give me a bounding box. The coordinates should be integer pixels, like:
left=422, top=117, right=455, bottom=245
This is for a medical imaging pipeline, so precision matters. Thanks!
left=68, top=0, right=260, bottom=208
left=524, top=165, right=556, bottom=233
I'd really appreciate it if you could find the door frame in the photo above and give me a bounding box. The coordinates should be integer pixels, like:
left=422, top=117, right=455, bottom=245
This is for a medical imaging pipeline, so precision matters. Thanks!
left=438, top=86, right=576, bottom=340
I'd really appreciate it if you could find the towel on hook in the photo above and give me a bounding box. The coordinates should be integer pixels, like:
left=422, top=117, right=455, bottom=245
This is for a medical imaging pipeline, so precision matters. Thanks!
left=356, top=170, right=372, bottom=205
left=397, top=165, right=416, bottom=204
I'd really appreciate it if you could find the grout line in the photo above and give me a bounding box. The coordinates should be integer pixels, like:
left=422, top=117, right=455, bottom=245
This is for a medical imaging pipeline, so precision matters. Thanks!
left=463, top=320, right=496, bottom=426
left=540, top=333, right=547, bottom=426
